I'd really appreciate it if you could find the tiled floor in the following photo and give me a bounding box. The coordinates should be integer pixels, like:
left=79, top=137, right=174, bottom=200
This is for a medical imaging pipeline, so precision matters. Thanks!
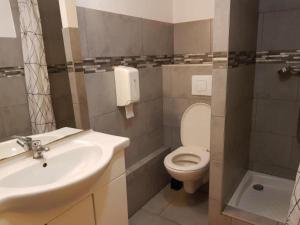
left=130, top=185, right=209, bottom=225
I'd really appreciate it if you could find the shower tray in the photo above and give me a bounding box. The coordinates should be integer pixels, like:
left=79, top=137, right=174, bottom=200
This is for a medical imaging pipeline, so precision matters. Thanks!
left=228, top=171, right=295, bottom=223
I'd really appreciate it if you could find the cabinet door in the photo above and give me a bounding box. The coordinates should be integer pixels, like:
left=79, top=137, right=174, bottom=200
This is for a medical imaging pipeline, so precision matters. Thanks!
left=94, top=175, right=129, bottom=225
left=48, top=196, right=96, bottom=225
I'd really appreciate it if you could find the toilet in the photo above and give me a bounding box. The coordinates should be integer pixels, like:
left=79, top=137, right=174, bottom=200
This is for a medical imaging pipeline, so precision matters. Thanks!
left=164, top=103, right=211, bottom=194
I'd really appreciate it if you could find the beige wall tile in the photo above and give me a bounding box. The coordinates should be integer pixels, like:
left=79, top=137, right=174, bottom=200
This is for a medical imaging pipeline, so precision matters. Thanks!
left=210, top=116, right=225, bottom=162
left=78, top=8, right=142, bottom=58
left=0, top=104, right=31, bottom=137
left=259, top=0, right=300, bottom=12
left=127, top=148, right=170, bottom=216
left=39, top=0, right=66, bottom=65
left=73, top=102, right=90, bottom=129
left=211, top=68, right=227, bottom=117
left=139, top=67, right=163, bottom=102
left=208, top=199, right=232, bottom=225
left=250, top=132, right=293, bottom=170
left=254, top=64, right=298, bottom=101
left=0, top=76, right=28, bottom=107
left=255, top=99, right=298, bottom=136
left=209, top=160, right=224, bottom=201
left=228, top=0, right=259, bottom=51
left=226, top=66, right=255, bottom=112
left=261, top=10, right=300, bottom=50
left=174, top=20, right=212, bottom=54
left=85, top=72, right=117, bottom=117
left=213, top=0, right=231, bottom=52
left=142, top=19, right=173, bottom=56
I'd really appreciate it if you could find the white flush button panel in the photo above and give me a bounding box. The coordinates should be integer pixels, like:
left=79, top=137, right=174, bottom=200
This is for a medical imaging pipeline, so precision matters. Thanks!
left=192, top=75, right=212, bottom=96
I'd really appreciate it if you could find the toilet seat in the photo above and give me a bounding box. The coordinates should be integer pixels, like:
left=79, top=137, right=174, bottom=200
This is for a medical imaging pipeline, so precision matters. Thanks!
left=163, top=103, right=211, bottom=193
left=164, top=146, right=210, bottom=172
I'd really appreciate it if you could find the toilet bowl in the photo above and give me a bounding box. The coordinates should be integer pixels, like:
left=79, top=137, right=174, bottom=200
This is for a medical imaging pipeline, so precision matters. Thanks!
left=164, top=103, right=211, bottom=194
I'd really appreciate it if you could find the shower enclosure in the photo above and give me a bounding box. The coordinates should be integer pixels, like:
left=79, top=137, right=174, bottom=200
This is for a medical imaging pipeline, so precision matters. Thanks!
left=209, top=0, right=300, bottom=225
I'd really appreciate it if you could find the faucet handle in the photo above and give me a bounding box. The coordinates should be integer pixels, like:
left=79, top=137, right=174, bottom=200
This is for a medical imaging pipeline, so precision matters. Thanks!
left=12, top=135, right=32, bottom=143
left=12, top=135, right=33, bottom=150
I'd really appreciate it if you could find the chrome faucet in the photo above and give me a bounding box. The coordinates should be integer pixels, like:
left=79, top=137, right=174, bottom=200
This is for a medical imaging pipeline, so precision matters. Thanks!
left=13, top=136, right=50, bottom=160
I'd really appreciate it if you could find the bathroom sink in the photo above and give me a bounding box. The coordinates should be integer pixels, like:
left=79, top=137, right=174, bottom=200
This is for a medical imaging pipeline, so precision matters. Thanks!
left=0, top=130, right=129, bottom=212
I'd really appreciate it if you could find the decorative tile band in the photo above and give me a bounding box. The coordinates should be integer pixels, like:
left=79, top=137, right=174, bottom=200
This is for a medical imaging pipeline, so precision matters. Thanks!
left=0, top=64, right=68, bottom=78
left=213, top=51, right=257, bottom=68
left=73, top=55, right=174, bottom=74
left=213, top=52, right=229, bottom=69
left=174, top=53, right=213, bottom=65
left=256, top=50, right=300, bottom=64
left=256, top=50, right=300, bottom=75
left=1, top=50, right=300, bottom=77
left=213, top=50, right=300, bottom=70
left=0, top=67, right=24, bottom=78
left=47, top=64, right=68, bottom=74
left=229, top=51, right=256, bottom=67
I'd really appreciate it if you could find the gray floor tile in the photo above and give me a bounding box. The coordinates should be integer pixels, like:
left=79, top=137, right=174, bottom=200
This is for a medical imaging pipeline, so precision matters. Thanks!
left=131, top=186, right=209, bottom=225
left=130, top=209, right=179, bottom=225
left=142, top=186, right=177, bottom=215
left=161, top=190, right=208, bottom=225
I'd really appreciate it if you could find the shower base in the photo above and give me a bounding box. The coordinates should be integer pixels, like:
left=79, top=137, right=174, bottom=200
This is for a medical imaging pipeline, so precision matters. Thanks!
left=228, top=171, right=295, bottom=223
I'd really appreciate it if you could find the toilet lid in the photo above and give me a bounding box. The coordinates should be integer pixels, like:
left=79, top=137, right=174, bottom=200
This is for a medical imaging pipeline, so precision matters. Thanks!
left=164, top=146, right=210, bottom=172
left=181, top=103, right=211, bottom=149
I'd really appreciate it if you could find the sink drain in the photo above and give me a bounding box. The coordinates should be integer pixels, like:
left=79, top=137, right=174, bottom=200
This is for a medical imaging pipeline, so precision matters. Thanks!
left=253, top=184, right=264, bottom=191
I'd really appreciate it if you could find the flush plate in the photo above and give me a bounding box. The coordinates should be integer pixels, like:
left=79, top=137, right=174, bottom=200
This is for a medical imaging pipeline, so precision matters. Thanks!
left=192, top=75, right=212, bottom=96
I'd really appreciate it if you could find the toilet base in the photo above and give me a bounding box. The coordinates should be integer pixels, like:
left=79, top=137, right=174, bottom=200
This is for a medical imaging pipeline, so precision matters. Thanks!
left=183, top=173, right=209, bottom=194
left=184, top=180, right=202, bottom=194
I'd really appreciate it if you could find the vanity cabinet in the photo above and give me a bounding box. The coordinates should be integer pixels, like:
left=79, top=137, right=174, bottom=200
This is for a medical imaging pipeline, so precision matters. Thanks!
left=0, top=149, right=129, bottom=225
left=48, top=196, right=95, bottom=225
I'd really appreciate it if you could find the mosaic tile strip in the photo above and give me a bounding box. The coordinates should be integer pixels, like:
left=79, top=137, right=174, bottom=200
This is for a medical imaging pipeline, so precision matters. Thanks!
left=257, top=50, right=300, bottom=74
left=74, top=55, right=174, bottom=74
left=229, top=51, right=256, bottom=67
left=2, top=50, right=300, bottom=77
left=0, top=64, right=68, bottom=78
left=213, top=50, right=300, bottom=71
left=0, top=67, right=24, bottom=78
left=213, top=52, right=229, bottom=69
left=173, top=53, right=213, bottom=65
left=256, top=50, right=300, bottom=64
left=213, top=51, right=256, bottom=69
left=47, top=64, right=68, bottom=74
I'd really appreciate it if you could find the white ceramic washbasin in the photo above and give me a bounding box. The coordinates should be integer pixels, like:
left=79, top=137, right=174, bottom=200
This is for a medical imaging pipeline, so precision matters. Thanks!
left=0, top=129, right=129, bottom=212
